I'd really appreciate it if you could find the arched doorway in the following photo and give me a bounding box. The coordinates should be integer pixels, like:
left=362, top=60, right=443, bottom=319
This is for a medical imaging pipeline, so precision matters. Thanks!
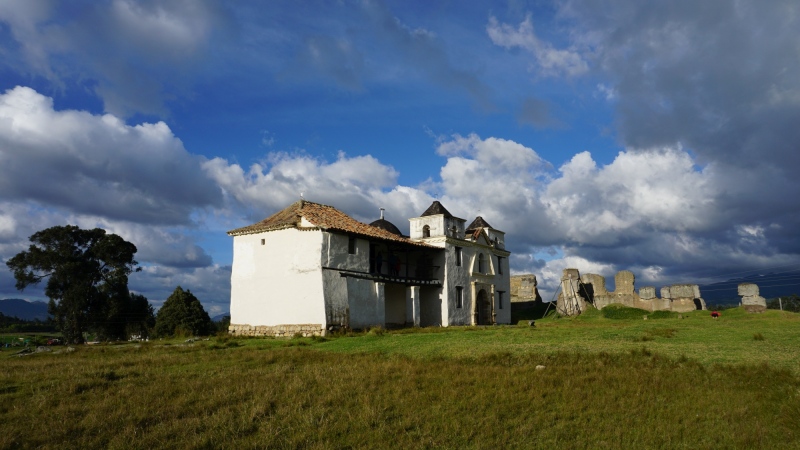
left=476, top=289, right=492, bottom=325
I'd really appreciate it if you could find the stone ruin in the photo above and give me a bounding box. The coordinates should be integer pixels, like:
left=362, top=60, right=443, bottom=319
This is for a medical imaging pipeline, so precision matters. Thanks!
left=510, top=274, right=543, bottom=303
left=739, top=283, right=767, bottom=313
left=556, top=268, right=707, bottom=316
left=557, top=268, right=591, bottom=315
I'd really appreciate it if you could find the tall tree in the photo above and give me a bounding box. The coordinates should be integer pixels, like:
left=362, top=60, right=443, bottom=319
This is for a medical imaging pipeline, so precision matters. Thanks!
left=126, top=293, right=156, bottom=339
left=6, top=225, right=140, bottom=344
left=154, top=286, right=214, bottom=337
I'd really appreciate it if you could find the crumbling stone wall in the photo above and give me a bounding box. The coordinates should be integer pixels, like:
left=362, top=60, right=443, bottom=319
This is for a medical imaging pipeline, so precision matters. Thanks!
left=662, top=284, right=706, bottom=312
left=640, top=286, right=671, bottom=311
left=559, top=269, right=707, bottom=314
left=557, top=268, right=591, bottom=316
left=739, top=283, right=767, bottom=313
left=229, top=323, right=325, bottom=337
left=510, top=274, right=542, bottom=303
left=580, top=273, right=608, bottom=306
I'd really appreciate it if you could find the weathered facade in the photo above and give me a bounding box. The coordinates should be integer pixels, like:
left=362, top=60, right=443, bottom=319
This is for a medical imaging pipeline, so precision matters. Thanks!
left=227, top=200, right=511, bottom=336
left=556, top=268, right=707, bottom=315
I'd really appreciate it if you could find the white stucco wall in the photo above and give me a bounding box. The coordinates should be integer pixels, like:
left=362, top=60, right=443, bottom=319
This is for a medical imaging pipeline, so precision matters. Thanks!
left=230, top=228, right=326, bottom=327
left=409, top=215, right=465, bottom=239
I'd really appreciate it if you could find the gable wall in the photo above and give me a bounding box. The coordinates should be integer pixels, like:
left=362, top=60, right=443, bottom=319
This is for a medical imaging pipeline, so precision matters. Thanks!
left=230, top=228, right=326, bottom=327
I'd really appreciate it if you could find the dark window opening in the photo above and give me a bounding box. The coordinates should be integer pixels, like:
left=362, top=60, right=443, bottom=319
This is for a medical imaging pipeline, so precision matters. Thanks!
left=422, top=225, right=430, bottom=238
left=455, top=247, right=462, bottom=266
left=498, top=257, right=504, bottom=274
left=478, top=254, right=484, bottom=273
left=498, top=291, right=505, bottom=310
left=348, top=237, right=356, bottom=254
left=456, top=286, right=463, bottom=308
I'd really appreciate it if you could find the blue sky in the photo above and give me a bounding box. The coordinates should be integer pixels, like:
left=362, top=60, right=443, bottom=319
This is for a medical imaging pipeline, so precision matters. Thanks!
left=2, top=0, right=800, bottom=314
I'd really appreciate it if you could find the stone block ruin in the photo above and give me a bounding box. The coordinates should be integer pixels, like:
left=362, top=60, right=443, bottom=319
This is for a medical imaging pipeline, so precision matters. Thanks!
left=510, top=274, right=543, bottom=303
left=738, top=283, right=767, bottom=313
left=556, top=268, right=707, bottom=316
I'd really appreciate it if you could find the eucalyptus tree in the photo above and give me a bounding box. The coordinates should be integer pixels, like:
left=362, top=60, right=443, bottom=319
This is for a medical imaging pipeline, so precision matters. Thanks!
left=6, top=225, right=140, bottom=343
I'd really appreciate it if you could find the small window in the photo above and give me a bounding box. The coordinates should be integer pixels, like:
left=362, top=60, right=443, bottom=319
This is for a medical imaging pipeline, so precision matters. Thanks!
left=497, top=257, right=504, bottom=274
left=478, top=253, right=484, bottom=273
left=456, top=286, right=463, bottom=308
left=348, top=237, right=356, bottom=254
left=422, top=225, right=430, bottom=238
left=260, top=239, right=265, bottom=245
left=498, top=291, right=504, bottom=310
left=455, top=247, right=462, bottom=266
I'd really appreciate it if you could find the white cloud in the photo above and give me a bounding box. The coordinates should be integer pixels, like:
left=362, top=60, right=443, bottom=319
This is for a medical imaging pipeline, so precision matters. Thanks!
left=542, top=147, right=717, bottom=244
left=487, top=15, right=588, bottom=77
left=0, top=86, right=221, bottom=225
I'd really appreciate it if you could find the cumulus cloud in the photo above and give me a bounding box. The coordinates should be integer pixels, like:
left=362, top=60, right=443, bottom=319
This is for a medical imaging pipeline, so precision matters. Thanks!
left=487, top=14, right=588, bottom=77
left=0, top=86, right=222, bottom=225
left=204, top=151, right=407, bottom=224
left=542, top=147, right=718, bottom=245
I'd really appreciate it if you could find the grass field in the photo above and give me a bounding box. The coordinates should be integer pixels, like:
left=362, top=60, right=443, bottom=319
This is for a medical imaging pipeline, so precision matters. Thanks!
left=1, top=306, right=799, bottom=449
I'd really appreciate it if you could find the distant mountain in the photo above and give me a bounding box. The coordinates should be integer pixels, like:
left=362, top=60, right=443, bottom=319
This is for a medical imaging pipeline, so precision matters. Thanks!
left=211, top=312, right=231, bottom=322
left=700, top=272, right=800, bottom=306
left=0, top=299, right=50, bottom=321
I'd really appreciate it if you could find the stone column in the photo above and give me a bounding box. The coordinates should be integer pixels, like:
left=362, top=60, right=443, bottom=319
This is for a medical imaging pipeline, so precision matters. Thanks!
left=406, top=285, right=420, bottom=327
left=471, top=281, right=478, bottom=325
left=490, top=284, right=496, bottom=324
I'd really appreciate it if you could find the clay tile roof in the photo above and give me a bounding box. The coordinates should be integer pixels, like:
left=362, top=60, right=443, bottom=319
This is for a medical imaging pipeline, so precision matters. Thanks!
left=228, top=200, right=433, bottom=247
left=420, top=201, right=453, bottom=218
left=466, top=216, right=493, bottom=231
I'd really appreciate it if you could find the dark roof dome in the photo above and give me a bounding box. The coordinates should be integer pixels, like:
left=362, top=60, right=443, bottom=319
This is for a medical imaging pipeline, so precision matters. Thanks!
left=466, top=216, right=493, bottom=231
left=421, top=201, right=454, bottom=218
left=369, top=218, right=403, bottom=236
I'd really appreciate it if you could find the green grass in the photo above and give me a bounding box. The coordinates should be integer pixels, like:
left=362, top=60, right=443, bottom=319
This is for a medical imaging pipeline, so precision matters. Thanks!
left=1, top=307, right=799, bottom=449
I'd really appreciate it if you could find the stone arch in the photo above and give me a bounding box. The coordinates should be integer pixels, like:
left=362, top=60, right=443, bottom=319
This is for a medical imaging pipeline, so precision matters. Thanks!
left=422, top=225, right=430, bottom=238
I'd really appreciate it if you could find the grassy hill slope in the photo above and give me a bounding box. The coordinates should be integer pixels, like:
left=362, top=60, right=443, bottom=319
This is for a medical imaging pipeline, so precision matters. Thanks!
left=1, top=307, right=798, bottom=449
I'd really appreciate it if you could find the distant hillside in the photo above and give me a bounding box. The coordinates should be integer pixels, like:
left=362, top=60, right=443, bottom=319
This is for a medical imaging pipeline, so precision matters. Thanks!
left=0, top=299, right=50, bottom=321
left=700, top=272, right=800, bottom=305
left=211, top=312, right=231, bottom=322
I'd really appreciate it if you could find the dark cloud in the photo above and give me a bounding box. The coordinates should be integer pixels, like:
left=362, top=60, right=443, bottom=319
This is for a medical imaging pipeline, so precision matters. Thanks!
left=563, top=0, right=800, bottom=169
left=0, top=0, right=233, bottom=117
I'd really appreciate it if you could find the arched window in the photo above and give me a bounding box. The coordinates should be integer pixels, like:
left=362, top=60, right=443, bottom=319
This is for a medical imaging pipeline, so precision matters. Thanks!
left=478, top=253, right=484, bottom=273
left=422, top=225, right=430, bottom=238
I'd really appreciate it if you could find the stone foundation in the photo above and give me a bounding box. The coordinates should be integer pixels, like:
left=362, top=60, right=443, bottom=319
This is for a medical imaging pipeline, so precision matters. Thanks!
left=229, top=323, right=325, bottom=337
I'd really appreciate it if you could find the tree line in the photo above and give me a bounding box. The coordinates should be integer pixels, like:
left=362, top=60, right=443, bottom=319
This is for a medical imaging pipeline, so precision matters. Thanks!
left=6, top=225, right=222, bottom=343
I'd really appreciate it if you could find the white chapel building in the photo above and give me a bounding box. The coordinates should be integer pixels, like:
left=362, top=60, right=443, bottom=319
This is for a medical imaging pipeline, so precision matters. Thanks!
left=227, top=199, right=511, bottom=336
